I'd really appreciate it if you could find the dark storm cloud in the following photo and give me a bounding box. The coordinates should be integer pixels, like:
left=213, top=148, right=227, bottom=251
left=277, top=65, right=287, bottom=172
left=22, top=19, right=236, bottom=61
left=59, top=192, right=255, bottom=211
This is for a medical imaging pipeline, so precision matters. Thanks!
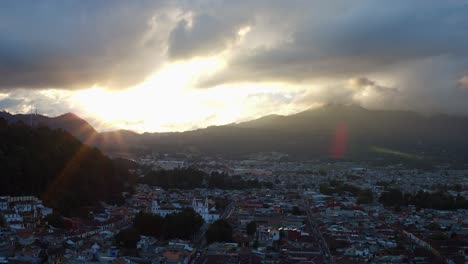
left=5, top=0, right=466, bottom=91
left=198, top=1, right=468, bottom=87
left=0, top=0, right=171, bottom=90
left=0, top=0, right=253, bottom=90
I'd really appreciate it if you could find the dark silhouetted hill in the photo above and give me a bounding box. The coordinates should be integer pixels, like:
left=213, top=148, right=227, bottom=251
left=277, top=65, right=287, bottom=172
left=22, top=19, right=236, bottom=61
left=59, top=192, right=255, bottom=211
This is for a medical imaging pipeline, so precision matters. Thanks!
left=0, top=111, right=142, bottom=151
left=140, top=105, right=468, bottom=164
left=0, top=111, right=97, bottom=142
left=3, top=105, right=468, bottom=164
left=0, top=117, right=135, bottom=215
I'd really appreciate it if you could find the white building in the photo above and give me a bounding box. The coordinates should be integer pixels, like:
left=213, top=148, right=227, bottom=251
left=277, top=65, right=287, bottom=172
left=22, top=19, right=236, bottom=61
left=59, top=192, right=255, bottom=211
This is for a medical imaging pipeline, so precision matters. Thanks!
left=191, top=198, right=220, bottom=224
left=4, top=211, right=23, bottom=223
left=13, top=202, right=34, bottom=213
left=151, top=200, right=180, bottom=217
left=3, top=211, right=24, bottom=229
left=151, top=198, right=220, bottom=223
left=37, top=205, right=53, bottom=217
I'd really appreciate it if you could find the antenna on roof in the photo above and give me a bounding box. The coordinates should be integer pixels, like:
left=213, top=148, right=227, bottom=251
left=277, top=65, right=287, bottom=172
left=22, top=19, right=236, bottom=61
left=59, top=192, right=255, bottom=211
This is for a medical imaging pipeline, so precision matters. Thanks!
left=29, top=105, right=38, bottom=127
left=30, top=107, right=33, bottom=127
left=34, top=107, right=38, bottom=127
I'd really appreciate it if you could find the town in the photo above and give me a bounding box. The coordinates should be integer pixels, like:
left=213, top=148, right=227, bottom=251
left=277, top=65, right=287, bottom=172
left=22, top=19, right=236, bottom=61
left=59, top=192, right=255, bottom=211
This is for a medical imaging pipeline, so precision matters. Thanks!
left=1, top=154, right=467, bottom=264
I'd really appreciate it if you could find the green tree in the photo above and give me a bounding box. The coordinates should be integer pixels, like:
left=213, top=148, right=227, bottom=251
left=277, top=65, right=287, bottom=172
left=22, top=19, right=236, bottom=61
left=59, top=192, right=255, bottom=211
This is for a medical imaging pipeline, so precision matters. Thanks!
left=379, top=189, right=405, bottom=207
left=246, top=221, right=257, bottom=236
left=357, top=189, right=373, bottom=204
left=0, top=119, right=134, bottom=215
left=134, top=212, right=164, bottom=238
left=213, top=197, right=229, bottom=211
left=252, top=240, right=259, bottom=249
left=426, top=222, right=441, bottom=231
left=291, top=206, right=302, bottom=215
left=163, top=208, right=204, bottom=239
left=115, top=228, right=140, bottom=249
left=43, top=213, right=65, bottom=228
left=142, top=168, right=205, bottom=189
left=319, top=184, right=333, bottom=195
left=206, top=219, right=233, bottom=244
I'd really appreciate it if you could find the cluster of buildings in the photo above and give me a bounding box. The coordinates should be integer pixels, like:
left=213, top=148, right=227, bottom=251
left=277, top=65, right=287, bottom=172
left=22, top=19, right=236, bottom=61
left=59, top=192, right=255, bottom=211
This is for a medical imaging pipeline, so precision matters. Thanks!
left=216, top=189, right=325, bottom=263
left=0, top=196, right=55, bottom=262
left=130, top=184, right=223, bottom=224
left=0, top=154, right=467, bottom=263
left=151, top=197, right=220, bottom=223
left=303, top=164, right=468, bottom=264
left=304, top=191, right=440, bottom=263
left=137, top=155, right=468, bottom=264
left=0, top=196, right=135, bottom=263
left=0, top=196, right=53, bottom=230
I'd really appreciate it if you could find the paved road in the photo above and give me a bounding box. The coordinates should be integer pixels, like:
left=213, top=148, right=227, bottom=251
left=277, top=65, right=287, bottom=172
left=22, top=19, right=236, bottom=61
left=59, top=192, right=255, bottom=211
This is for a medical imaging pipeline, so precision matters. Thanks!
left=302, top=198, right=334, bottom=264
left=189, top=201, right=237, bottom=264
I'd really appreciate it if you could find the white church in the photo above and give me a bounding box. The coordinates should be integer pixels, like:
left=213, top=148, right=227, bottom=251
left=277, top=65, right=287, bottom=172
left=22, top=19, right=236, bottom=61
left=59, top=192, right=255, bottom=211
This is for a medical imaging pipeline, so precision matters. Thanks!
left=151, top=197, right=220, bottom=223
left=191, top=197, right=220, bottom=224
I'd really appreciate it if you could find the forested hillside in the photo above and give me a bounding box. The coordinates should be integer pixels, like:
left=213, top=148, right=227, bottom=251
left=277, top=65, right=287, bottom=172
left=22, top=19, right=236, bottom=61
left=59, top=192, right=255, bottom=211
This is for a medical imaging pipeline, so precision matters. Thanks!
left=0, top=118, right=135, bottom=214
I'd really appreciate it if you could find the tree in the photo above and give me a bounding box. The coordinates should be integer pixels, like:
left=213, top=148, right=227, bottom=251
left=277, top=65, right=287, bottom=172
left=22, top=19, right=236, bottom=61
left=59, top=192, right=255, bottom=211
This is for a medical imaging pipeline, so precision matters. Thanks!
left=0, top=120, right=134, bottom=215
left=246, top=221, right=257, bottom=236
left=142, top=168, right=205, bottom=189
left=319, top=184, right=333, bottom=195
left=213, top=197, right=229, bottom=211
left=291, top=206, right=302, bottom=215
left=379, top=189, right=405, bottom=207
left=141, top=169, right=271, bottom=190
left=426, top=222, right=441, bottom=231
left=379, top=188, right=468, bottom=210
left=357, top=189, right=373, bottom=204
left=206, top=219, right=233, bottom=244
left=115, top=228, right=140, bottom=249
left=134, top=209, right=205, bottom=240
left=252, top=240, right=259, bottom=249
left=163, top=208, right=204, bottom=239
left=43, top=213, right=64, bottom=228
left=134, top=212, right=164, bottom=238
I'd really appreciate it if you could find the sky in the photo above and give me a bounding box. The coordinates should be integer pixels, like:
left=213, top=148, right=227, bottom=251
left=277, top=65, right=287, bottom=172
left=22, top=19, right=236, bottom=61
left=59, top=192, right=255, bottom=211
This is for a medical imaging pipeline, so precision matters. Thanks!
left=1, top=0, right=468, bottom=132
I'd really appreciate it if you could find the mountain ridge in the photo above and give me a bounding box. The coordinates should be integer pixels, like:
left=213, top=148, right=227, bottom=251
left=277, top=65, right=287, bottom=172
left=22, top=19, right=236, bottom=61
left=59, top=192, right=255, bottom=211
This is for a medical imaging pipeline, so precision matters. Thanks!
left=2, top=106, right=468, bottom=163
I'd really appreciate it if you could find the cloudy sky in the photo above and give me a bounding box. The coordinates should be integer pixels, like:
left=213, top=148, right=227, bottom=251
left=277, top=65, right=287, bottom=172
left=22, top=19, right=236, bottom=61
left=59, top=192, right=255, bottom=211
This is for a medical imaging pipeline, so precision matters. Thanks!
left=1, top=0, right=467, bottom=132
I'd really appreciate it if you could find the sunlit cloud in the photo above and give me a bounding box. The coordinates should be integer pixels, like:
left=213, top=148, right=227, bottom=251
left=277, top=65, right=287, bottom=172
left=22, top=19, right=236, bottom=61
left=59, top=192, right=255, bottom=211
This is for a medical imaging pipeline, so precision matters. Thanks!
left=71, top=57, right=308, bottom=132
left=458, top=76, right=468, bottom=89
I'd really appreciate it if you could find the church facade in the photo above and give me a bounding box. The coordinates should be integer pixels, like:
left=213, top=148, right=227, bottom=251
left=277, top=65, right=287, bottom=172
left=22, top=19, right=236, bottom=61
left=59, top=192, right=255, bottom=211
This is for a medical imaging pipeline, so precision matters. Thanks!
left=191, top=197, right=220, bottom=224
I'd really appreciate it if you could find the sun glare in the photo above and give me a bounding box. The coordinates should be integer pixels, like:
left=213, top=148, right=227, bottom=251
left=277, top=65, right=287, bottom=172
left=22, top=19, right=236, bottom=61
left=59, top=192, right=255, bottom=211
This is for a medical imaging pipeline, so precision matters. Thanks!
left=73, top=57, right=231, bottom=132
left=237, top=26, right=251, bottom=37
left=71, top=56, right=308, bottom=132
